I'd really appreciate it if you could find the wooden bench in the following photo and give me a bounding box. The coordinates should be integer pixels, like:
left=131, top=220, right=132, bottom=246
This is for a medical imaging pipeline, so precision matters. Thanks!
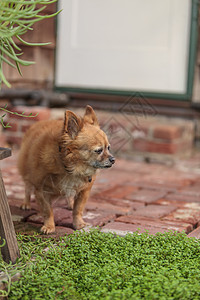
left=0, top=148, right=20, bottom=263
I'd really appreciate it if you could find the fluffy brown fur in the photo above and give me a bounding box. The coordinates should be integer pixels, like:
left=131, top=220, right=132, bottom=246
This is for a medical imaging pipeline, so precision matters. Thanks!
left=17, top=106, right=115, bottom=234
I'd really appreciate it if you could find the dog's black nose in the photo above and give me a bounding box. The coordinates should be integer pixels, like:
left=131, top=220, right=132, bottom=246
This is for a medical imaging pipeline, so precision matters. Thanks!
left=109, top=156, right=115, bottom=164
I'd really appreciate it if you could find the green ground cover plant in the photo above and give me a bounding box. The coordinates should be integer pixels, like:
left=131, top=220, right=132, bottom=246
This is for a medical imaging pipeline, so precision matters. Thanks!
left=1, top=229, right=200, bottom=299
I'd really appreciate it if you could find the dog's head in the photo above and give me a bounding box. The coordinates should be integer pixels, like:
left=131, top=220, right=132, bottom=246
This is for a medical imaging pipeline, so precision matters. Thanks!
left=60, top=106, right=115, bottom=174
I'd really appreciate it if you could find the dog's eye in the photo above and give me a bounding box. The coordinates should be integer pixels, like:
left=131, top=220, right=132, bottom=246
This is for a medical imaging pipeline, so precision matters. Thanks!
left=108, top=145, right=111, bottom=151
left=95, top=148, right=103, bottom=154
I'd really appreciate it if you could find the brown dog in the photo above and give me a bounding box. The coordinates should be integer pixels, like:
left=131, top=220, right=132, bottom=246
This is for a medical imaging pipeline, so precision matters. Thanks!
left=17, top=106, right=115, bottom=234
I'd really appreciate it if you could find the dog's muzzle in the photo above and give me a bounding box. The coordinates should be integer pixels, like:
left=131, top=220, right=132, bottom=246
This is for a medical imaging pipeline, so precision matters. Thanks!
left=102, top=155, right=115, bottom=168
left=109, top=156, right=115, bottom=165
left=92, top=155, right=115, bottom=169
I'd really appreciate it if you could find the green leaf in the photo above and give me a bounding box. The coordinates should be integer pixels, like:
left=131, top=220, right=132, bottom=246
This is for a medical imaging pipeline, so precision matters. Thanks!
left=0, top=68, right=11, bottom=87
left=1, top=55, right=16, bottom=69
left=17, top=35, right=51, bottom=47
left=0, top=44, right=35, bottom=66
left=0, top=0, right=60, bottom=88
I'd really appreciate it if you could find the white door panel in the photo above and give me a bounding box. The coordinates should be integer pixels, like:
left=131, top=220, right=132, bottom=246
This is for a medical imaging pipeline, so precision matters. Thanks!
left=56, top=0, right=191, bottom=94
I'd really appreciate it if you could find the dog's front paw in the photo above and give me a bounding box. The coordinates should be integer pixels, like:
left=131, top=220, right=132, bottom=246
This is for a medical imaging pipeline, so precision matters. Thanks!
left=41, top=225, right=55, bottom=234
left=73, top=219, right=89, bottom=230
left=21, top=203, right=31, bottom=210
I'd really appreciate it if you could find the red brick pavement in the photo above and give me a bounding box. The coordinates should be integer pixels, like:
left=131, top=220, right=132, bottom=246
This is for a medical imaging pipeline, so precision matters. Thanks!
left=1, top=150, right=200, bottom=238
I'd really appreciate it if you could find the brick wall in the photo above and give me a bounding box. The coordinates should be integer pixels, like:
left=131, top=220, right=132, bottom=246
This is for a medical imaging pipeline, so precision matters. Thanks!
left=51, top=107, right=195, bottom=161
left=1, top=106, right=195, bottom=161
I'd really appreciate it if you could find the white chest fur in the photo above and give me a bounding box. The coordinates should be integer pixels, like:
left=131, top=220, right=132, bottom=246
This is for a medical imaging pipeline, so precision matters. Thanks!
left=58, top=175, right=88, bottom=198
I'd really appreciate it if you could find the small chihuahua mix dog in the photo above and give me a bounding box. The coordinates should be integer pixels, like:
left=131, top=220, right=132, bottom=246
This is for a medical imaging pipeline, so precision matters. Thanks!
left=18, top=106, right=115, bottom=234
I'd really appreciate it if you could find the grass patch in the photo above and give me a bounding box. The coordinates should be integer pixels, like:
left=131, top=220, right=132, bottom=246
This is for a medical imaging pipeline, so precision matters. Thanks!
left=1, top=229, right=200, bottom=299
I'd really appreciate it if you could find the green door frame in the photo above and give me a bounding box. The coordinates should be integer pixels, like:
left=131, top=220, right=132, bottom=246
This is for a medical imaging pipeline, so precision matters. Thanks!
left=55, top=0, right=199, bottom=101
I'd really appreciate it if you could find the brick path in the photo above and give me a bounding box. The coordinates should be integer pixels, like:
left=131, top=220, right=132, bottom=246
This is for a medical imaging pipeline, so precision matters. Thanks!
left=1, top=150, right=200, bottom=238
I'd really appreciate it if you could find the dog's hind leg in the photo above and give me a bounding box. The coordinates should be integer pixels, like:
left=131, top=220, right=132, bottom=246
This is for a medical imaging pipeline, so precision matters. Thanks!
left=21, top=181, right=32, bottom=210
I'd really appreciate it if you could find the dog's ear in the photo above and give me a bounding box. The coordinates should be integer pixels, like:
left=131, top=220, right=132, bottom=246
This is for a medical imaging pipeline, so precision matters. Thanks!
left=83, top=105, right=99, bottom=126
left=63, top=111, right=82, bottom=139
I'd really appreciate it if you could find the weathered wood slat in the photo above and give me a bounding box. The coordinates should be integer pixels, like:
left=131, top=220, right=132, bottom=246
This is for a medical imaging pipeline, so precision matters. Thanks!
left=0, top=148, right=11, bottom=161
left=0, top=149, right=20, bottom=264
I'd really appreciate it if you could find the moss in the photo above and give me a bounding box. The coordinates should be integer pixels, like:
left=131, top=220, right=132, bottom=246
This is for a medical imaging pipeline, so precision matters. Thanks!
left=1, top=229, right=200, bottom=299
